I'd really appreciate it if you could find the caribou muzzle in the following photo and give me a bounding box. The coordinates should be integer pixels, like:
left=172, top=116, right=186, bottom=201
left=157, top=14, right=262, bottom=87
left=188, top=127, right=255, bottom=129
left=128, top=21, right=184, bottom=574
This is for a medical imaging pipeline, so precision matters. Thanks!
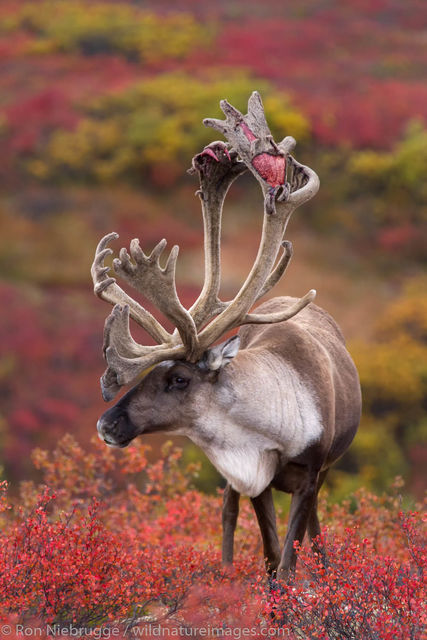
left=97, top=406, right=137, bottom=448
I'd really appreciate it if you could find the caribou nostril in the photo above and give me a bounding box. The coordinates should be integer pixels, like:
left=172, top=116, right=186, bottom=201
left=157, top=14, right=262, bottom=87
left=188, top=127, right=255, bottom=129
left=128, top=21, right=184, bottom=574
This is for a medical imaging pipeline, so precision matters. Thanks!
left=97, top=411, right=128, bottom=446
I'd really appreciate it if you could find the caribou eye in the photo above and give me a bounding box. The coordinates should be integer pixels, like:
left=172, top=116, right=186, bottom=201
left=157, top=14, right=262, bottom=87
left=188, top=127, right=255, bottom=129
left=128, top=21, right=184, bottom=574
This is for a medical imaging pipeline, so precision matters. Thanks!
left=166, top=375, right=190, bottom=391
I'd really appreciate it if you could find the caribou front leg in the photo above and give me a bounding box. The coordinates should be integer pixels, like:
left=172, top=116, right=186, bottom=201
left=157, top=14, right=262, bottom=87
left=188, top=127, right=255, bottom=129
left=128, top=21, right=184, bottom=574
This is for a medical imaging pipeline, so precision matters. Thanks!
left=222, top=483, right=240, bottom=565
left=250, top=487, right=281, bottom=575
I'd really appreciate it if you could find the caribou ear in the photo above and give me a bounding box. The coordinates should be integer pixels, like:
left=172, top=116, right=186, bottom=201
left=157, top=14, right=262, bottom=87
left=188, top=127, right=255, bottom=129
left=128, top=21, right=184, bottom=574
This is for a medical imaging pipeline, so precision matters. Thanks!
left=199, top=335, right=240, bottom=372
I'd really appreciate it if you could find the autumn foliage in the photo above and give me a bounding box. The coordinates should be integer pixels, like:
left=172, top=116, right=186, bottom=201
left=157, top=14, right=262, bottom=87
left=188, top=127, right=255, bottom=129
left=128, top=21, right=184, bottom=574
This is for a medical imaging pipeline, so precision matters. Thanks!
left=0, top=437, right=425, bottom=638
left=0, top=0, right=426, bottom=494
left=0, top=2, right=426, bottom=632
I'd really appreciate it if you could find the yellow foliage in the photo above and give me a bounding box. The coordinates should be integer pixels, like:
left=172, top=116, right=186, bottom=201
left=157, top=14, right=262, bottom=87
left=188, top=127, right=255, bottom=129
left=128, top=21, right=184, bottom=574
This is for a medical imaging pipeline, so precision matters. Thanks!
left=349, top=151, right=393, bottom=178
left=353, top=415, right=407, bottom=489
left=27, top=159, right=50, bottom=180
left=343, top=284, right=427, bottom=494
left=349, top=121, right=427, bottom=206
left=45, top=119, right=125, bottom=181
left=353, top=336, right=427, bottom=408
left=6, top=1, right=211, bottom=61
left=375, top=277, right=427, bottom=343
left=263, top=95, right=310, bottom=142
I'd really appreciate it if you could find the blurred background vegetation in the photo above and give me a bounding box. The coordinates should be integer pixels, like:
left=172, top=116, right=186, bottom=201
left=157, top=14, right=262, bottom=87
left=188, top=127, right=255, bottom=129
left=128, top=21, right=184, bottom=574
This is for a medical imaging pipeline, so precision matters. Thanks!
left=0, top=0, right=426, bottom=501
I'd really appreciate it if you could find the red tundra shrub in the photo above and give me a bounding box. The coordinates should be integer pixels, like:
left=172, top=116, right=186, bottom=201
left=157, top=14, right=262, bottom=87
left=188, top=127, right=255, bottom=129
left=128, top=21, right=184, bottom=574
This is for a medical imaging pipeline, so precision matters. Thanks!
left=265, top=518, right=425, bottom=639
left=0, top=490, right=141, bottom=625
left=0, top=482, right=252, bottom=629
left=0, top=437, right=425, bottom=638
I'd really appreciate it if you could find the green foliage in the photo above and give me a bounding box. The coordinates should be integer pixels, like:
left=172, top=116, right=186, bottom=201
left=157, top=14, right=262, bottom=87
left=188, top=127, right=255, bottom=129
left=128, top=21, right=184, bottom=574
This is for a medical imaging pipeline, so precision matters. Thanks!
left=181, top=442, right=223, bottom=494
left=377, top=279, right=427, bottom=344
left=350, top=121, right=427, bottom=202
left=348, top=121, right=427, bottom=224
left=27, top=72, right=309, bottom=185
left=3, top=1, right=211, bottom=61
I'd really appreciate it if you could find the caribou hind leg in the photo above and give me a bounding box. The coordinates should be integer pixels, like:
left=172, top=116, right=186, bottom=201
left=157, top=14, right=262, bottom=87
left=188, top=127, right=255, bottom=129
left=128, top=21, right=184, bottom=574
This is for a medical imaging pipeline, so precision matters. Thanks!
left=307, top=469, right=328, bottom=563
left=276, top=470, right=320, bottom=581
left=250, top=486, right=282, bottom=574
left=222, top=483, right=240, bottom=565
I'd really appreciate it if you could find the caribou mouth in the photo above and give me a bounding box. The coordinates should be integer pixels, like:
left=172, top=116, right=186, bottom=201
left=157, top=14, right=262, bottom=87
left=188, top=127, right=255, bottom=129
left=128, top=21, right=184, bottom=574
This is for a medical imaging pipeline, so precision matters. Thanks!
left=102, top=435, right=132, bottom=448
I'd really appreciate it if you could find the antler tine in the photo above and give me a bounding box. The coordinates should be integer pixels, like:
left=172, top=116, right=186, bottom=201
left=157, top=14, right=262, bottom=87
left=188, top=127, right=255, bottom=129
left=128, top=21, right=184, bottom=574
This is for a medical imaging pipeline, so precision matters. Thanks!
left=243, top=289, right=317, bottom=325
left=102, top=304, right=172, bottom=359
left=255, top=240, right=293, bottom=301
left=285, top=156, right=320, bottom=209
left=112, top=237, right=200, bottom=360
left=91, top=233, right=172, bottom=345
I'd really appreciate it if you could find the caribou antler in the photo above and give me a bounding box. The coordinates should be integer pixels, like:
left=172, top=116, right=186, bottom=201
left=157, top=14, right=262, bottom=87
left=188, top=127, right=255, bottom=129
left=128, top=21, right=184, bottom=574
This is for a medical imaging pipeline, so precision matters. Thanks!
left=112, top=238, right=199, bottom=359
left=92, top=92, right=319, bottom=400
left=92, top=237, right=188, bottom=400
left=188, top=141, right=247, bottom=328
left=91, top=233, right=171, bottom=345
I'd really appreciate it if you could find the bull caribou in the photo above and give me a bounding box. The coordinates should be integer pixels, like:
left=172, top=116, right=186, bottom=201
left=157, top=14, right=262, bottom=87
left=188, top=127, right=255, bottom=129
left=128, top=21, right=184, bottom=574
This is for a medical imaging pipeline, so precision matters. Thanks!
left=92, top=93, right=361, bottom=580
